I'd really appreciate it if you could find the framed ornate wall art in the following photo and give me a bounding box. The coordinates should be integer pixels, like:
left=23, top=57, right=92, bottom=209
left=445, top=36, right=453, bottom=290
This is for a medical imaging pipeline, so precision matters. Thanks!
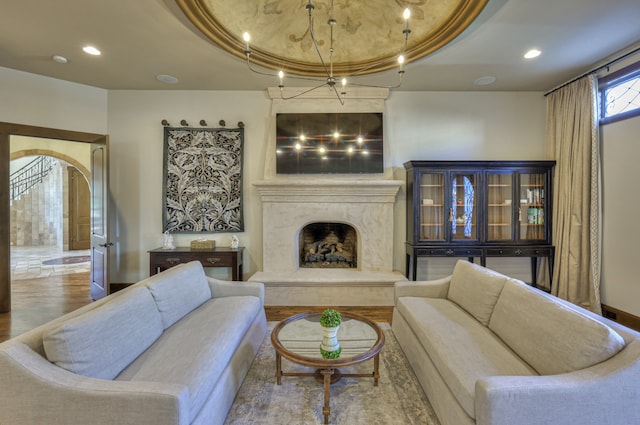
left=163, top=127, right=244, bottom=233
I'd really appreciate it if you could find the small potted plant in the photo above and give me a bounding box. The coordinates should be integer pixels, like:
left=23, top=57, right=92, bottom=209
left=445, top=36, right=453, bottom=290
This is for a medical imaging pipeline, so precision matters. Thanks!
left=319, top=309, right=342, bottom=359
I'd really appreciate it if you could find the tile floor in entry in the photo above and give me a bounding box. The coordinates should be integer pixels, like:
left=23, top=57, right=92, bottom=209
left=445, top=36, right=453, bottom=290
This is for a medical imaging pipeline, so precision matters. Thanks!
left=10, top=246, right=91, bottom=281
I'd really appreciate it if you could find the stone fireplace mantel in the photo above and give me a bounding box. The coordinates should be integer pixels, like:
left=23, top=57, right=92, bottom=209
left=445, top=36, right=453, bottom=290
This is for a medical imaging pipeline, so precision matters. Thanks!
left=253, top=179, right=402, bottom=203
left=250, top=178, right=406, bottom=306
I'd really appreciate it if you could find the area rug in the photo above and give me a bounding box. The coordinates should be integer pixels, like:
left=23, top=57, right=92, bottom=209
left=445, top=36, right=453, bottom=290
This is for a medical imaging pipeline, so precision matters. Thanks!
left=41, top=255, right=91, bottom=265
left=224, top=323, right=441, bottom=425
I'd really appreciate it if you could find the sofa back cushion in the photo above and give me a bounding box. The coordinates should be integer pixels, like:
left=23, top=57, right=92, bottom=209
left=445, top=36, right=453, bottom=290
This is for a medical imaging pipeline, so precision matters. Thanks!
left=144, top=261, right=212, bottom=329
left=489, top=279, right=626, bottom=375
left=43, top=286, right=164, bottom=379
left=447, top=260, right=508, bottom=326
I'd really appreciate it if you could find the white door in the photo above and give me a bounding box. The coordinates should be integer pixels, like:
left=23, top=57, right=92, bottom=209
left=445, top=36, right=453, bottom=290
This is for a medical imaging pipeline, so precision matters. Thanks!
left=90, top=142, right=110, bottom=300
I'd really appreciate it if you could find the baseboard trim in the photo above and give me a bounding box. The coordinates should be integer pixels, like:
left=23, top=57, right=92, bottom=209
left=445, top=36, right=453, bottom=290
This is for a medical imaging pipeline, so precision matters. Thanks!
left=601, top=304, right=640, bottom=332
left=265, top=305, right=393, bottom=324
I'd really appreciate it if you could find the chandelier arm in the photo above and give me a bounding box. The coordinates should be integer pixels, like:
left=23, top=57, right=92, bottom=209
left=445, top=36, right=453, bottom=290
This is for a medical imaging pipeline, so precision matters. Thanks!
left=246, top=56, right=280, bottom=77
left=345, top=73, right=405, bottom=89
left=307, top=2, right=332, bottom=79
left=342, top=32, right=410, bottom=78
left=282, top=74, right=330, bottom=83
left=328, top=82, right=345, bottom=105
left=279, top=82, right=333, bottom=100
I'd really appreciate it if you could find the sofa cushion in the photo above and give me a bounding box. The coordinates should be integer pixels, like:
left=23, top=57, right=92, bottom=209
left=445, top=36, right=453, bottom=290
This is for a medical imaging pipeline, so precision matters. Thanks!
left=489, top=279, right=626, bottom=375
left=447, top=260, right=508, bottom=326
left=396, top=296, right=536, bottom=419
left=144, top=261, right=212, bottom=329
left=43, top=286, right=164, bottom=379
left=116, top=295, right=262, bottom=422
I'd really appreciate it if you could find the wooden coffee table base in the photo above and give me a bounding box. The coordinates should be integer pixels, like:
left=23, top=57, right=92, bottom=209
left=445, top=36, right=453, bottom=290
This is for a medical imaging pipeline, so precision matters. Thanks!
left=275, top=352, right=381, bottom=424
left=271, top=312, right=385, bottom=424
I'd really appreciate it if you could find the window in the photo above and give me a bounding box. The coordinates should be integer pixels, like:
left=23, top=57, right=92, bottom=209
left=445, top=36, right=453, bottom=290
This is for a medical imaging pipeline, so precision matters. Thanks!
left=599, top=62, right=640, bottom=124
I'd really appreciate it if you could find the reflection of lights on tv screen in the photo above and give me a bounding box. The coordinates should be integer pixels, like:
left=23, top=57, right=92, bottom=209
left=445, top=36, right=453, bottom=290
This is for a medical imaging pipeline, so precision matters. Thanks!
left=276, top=113, right=384, bottom=174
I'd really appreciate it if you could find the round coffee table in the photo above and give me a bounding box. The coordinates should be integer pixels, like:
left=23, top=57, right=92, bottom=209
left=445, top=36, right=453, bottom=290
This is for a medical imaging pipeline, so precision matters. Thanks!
left=271, top=311, right=385, bottom=424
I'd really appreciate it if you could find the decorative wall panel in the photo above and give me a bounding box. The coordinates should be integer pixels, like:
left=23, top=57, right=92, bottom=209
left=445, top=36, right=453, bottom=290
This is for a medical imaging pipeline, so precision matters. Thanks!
left=163, top=127, right=244, bottom=233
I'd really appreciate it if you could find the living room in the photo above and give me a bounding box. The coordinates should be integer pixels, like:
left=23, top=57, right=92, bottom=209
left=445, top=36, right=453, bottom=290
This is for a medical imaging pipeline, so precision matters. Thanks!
left=1, top=0, right=640, bottom=424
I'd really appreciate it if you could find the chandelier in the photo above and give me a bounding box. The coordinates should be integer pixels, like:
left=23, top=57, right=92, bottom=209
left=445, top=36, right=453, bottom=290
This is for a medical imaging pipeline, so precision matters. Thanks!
left=242, top=0, right=411, bottom=104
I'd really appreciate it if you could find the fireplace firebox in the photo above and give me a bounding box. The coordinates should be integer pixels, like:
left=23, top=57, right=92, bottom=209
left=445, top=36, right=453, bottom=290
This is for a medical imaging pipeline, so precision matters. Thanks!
left=299, top=222, right=357, bottom=268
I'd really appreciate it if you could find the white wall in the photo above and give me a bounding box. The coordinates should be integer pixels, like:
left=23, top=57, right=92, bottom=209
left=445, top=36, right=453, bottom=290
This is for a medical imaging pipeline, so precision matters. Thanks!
left=1, top=66, right=551, bottom=285
left=0, top=67, right=107, bottom=133
left=107, top=89, right=547, bottom=282
left=601, top=116, right=640, bottom=317
left=386, top=91, right=548, bottom=280
left=106, top=90, right=271, bottom=282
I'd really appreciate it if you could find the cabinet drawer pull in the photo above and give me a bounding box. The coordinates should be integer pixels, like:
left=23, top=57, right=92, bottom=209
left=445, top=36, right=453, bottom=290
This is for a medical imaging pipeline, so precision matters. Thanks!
left=206, top=257, right=221, bottom=264
left=446, top=249, right=454, bottom=256
left=167, top=258, right=181, bottom=265
left=515, top=249, right=523, bottom=255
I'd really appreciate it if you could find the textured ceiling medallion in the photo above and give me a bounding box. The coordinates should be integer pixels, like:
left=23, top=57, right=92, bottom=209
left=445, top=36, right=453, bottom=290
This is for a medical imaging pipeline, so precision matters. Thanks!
left=176, top=0, right=489, bottom=77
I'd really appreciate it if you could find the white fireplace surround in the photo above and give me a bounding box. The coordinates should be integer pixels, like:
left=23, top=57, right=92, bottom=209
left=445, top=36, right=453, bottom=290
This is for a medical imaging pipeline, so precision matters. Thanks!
left=248, top=87, right=407, bottom=306
left=255, top=179, right=400, bottom=273
left=251, top=179, right=406, bottom=306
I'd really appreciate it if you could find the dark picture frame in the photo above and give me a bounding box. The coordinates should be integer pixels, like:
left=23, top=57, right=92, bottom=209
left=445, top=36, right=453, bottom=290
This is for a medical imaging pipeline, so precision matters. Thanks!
left=162, top=127, right=244, bottom=233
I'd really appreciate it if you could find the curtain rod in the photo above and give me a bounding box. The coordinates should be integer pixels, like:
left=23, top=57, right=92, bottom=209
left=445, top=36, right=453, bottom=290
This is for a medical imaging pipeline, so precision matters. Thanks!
left=544, top=45, right=640, bottom=97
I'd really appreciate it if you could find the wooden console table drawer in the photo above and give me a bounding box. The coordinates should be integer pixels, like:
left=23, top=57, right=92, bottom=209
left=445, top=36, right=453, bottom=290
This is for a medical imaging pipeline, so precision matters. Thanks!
left=149, top=247, right=244, bottom=281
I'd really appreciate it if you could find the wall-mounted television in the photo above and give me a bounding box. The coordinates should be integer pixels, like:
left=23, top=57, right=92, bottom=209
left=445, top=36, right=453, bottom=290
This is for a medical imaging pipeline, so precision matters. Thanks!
left=276, top=112, right=383, bottom=174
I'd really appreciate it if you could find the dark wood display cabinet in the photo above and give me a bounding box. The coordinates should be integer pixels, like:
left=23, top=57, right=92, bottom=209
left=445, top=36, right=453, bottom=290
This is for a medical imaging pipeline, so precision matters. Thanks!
left=149, top=247, right=244, bottom=281
left=405, top=160, right=556, bottom=289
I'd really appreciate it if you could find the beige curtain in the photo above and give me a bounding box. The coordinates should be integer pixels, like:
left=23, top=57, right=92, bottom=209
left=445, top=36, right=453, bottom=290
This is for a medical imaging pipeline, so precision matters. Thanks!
left=546, top=75, right=601, bottom=313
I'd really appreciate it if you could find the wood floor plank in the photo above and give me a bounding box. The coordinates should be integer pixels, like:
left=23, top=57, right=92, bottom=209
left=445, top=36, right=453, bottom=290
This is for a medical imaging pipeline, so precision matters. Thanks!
left=264, top=305, right=393, bottom=323
left=0, top=272, right=92, bottom=343
left=1, top=273, right=394, bottom=344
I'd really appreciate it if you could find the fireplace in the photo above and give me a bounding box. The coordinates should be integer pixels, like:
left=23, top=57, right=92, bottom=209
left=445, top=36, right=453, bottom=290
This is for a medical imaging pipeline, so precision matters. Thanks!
left=299, top=222, right=357, bottom=269
left=250, top=179, right=406, bottom=306
left=248, top=86, right=407, bottom=306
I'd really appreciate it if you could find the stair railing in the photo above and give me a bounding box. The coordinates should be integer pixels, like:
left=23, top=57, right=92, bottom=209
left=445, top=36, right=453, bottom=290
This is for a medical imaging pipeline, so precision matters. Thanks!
left=10, top=156, right=57, bottom=201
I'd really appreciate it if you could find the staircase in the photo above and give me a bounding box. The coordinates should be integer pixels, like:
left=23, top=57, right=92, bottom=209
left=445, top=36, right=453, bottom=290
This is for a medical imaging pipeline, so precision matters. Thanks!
left=10, top=157, right=64, bottom=247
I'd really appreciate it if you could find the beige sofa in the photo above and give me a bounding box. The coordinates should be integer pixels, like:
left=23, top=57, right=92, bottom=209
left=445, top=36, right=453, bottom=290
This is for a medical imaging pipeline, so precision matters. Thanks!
left=392, top=260, right=640, bottom=425
left=0, top=261, right=267, bottom=425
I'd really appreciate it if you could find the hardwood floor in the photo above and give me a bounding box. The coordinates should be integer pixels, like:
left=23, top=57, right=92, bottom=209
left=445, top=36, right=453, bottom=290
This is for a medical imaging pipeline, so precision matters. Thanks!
left=0, top=272, right=393, bottom=344
left=0, top=272, right=92, bottom=343
left=264, top=305, right=393, bottom=323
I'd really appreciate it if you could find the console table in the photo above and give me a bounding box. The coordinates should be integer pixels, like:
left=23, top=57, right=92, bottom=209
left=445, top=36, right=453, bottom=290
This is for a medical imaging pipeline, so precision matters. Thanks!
left=149, top=247, right=244, bottom=281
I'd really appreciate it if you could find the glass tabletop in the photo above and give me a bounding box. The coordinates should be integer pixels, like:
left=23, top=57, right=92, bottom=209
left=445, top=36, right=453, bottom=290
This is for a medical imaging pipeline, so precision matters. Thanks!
left=272, top=312, right=384, bottom=364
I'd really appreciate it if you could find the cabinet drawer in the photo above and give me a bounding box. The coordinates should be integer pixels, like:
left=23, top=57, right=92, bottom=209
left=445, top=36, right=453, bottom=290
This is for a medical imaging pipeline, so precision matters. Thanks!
left=415, top=248, right=450, bottom=256
left=415, top=248, right=482, bottom=257
left=486, top=247, right=553, bottom=257
left=154, top=254, right=233, bottom=268
left=518, top=247, right=553, bottom=257
left=452, top=248, right=483, bottom=257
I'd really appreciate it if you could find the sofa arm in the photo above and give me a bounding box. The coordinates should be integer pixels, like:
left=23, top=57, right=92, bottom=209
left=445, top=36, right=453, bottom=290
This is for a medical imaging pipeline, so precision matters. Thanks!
left=207, top=276, right=264, bottom=304
left=394, top=276, right=451, bottom=305
left=475, top=339, right=640, bottom=425
left=0, top=342, right=190, bottom=425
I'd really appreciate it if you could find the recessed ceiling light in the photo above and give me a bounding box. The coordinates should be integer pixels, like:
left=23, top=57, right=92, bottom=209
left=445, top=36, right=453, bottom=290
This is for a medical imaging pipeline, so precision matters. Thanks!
left=82, top=46, right=101, bottom=56
left=156, top=74, right=179, bottom=84
left=524, top=49, right=541, bottom=59
left=52, top=55, right=68, bottom=64
left=474, top=76, right=496, bottom=86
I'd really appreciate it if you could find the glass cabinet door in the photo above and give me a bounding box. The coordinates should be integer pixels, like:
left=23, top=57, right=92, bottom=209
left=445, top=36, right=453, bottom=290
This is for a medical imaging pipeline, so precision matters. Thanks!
left=519, top=172, right=546, bottom=241
left=450, top=172, right=478, bottom=241
left=487, top=172, right=514, bottom=241
left=419, top=172, right=445, bottom=241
